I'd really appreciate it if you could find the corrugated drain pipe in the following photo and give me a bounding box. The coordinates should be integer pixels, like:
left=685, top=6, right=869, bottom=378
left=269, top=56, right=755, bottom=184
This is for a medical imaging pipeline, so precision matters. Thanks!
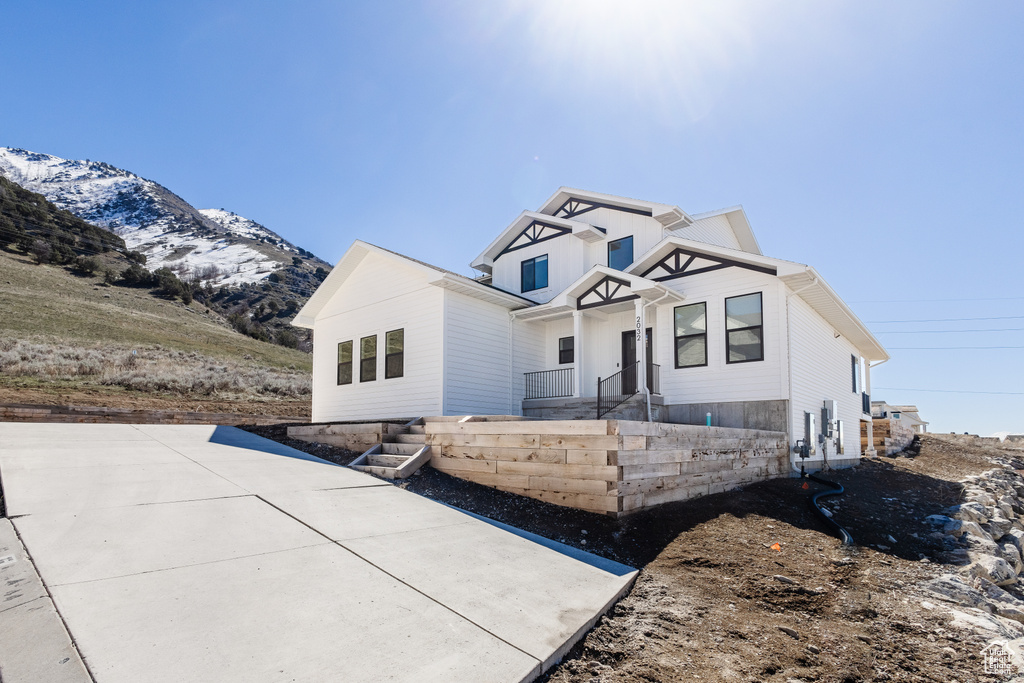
left=804, top=472, right=854, bottom=546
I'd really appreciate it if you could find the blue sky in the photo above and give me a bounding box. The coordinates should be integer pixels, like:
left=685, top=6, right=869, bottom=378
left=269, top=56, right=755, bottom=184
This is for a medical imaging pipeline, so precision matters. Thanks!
left=2, top=1, right=1022, bottom=435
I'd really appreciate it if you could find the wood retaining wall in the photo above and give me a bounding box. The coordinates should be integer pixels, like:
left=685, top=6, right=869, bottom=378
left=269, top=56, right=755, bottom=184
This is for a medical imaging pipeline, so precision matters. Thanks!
left=425, top=420, right=789, bottom=517
left=860, top=417, right=916, bottom=455
left=0, top=402, right=304, bottom=426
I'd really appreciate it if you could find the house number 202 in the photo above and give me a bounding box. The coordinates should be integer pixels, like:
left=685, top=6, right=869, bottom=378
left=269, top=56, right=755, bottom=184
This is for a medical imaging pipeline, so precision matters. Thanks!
left=636, top=316, right=641, bottom=341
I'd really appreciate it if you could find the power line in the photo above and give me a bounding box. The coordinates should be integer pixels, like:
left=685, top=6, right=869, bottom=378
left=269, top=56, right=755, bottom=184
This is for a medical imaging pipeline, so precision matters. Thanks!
left=851, top=296, right=1024, bottom=304
left=877, top=328, right=1024, bottom=334
left=867, top=315, right=1024, bottom=323
left=887, top=346, right=1024, bottom=350
left=874, top=387, right=1024, bottom=396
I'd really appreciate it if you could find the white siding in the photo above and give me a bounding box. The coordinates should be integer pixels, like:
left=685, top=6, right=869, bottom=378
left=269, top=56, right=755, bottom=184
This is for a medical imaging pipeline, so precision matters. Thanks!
left=311, top=252, right=443, bottom=421
left=511, top=318, right=546, bottom=407
left=655, top=269, right=787, bottom=404
left=671, top=214, right=742, bottom=250
left=443, top=291, right=515, bottom=415
left=788, top=293, right=864, bottom=459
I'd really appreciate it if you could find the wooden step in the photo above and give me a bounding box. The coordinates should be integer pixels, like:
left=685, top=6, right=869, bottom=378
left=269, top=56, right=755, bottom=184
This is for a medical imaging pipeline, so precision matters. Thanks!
left=393, top=433, right=426, bottom=444
left=382, top=443, right=421, bottom=455
left=407, top=425, right=426, bottom=435
left=367, top=454, right=410, bottom=468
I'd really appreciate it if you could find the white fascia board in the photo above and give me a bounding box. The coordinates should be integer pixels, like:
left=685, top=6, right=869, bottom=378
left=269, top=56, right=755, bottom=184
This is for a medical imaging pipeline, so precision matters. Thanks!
left=780, top=267, right=890, bottom=362
left=427, top=273, right=533, bottom=310
left=290, top=240, right=372, bottom=326
left=628, top=235, right=796, bottom=278
left=537, top=187, right=689, bottom=222
left=469, top=211, right=591, bottom=273
left=689, top=205, right=762, bottom=255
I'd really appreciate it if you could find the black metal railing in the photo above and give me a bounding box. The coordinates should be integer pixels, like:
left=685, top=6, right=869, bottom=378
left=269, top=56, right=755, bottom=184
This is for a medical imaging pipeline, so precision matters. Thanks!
left=597, top=361, right=639, bottom=419
left=862, top=392, right=871, bottom=415
left=524, top=367, right=574, bottom=399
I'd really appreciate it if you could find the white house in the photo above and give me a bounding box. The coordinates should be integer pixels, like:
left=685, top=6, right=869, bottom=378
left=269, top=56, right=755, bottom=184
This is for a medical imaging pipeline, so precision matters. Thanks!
left=293, top=188, right=889, bottom=469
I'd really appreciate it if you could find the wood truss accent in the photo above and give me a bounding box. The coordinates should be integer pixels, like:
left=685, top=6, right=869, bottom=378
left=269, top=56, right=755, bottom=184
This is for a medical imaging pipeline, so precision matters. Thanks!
left=496, top=220, right=572, bottom=259
left=577, top=275, right=639, bottom=310
left=554, top=197, right=653, bottom=220
left=639, top=247, right=777, bottom=282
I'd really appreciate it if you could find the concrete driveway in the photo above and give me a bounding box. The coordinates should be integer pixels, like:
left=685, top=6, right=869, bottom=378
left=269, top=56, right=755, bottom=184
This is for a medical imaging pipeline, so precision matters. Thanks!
left=0, top=423, right=635, bottom=683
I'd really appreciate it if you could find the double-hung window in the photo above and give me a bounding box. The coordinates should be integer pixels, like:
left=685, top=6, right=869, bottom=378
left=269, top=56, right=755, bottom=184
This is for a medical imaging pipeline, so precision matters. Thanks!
left=337, top=341, right=353, bottom=385
left=360, top=335, right=377, bottom=382
left=521, top=254, right=548, bottom=292
left=725, top=292, right=764, bottom=363
left=385, top=329, right=404, bottom=379
left=674, top=302, right=707, bottom=368
left=608, top=236, right=633, bottom=271
left=558, top=336, right=574, bottom=364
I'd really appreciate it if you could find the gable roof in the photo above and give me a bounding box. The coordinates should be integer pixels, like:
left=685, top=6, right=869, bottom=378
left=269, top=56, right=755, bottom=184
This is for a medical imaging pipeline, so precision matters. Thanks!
left=629, top=237, right=889, bottom=361
left=537, top=187, right=693, bottom=228
left=292, top=240, right=532, bottom=328
left=470, top=211, right=597, bottom=274
left=686, top=206, right=762, bottom=255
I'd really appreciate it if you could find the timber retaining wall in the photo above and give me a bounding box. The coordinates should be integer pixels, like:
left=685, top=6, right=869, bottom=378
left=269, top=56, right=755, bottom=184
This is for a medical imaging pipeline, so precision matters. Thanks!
left=425, top=420, right=789, bottom=517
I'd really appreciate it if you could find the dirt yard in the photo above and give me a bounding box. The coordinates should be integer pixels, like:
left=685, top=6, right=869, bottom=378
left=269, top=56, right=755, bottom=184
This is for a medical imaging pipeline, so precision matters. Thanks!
left=246, top=426, right=1024, bottom=683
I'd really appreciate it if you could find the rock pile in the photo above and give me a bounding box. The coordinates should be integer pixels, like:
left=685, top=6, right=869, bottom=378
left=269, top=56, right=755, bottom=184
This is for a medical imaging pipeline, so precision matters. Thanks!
left=918, top=464, right=1024, bottom=643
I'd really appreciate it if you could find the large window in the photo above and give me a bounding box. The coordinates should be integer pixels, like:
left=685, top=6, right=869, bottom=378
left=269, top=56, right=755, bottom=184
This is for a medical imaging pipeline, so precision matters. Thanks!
left=385, top=329, right=404, bottom=379
left=608, top=236, right=633, bottom=271
left=725, top=292, right=763, bottom=363
left=521, top=254, right=548, bottom=292
left=337, top=341, right=353, bottom=385
left=558, top=336, right=574, bottom=364
left=360, top=335, right=377, bottom=382
left=674, top=302, right=707, bottom=368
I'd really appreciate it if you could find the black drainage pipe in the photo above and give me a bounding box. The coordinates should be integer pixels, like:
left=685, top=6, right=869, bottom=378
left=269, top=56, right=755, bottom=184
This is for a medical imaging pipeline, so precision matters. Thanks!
left=805, top=472, right=854, bottom=546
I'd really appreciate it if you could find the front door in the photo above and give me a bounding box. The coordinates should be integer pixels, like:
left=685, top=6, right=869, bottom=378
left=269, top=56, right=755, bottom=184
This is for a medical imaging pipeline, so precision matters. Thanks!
left=621, top=328, right=652, bottom=395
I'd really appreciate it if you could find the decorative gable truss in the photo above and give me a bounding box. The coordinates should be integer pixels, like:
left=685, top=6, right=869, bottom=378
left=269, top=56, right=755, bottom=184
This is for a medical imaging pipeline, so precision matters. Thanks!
left=577, top=275, right=639, bottom=310
left=554, top=197, right=652, bottom=220
left=640, top=247, right=777, bottom=282
left=496, top=220, right=572, bottom=258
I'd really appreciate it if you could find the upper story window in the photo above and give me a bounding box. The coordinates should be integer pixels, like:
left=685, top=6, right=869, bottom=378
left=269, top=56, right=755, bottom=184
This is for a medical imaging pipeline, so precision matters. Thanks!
left=674, top=302, right=707, bottom=368
left=521, top=254, right=548, bottom=292
left=608, top=236, right=633, bottom=271
left=337, top=340, right=353, bottom=385
left=725, top=292, right=764, bottom=363
left=360, top=335, right=377, bottom=382
left=558, top=336, right=574, bottom=364
left=385, top=329, right=404, bottom=379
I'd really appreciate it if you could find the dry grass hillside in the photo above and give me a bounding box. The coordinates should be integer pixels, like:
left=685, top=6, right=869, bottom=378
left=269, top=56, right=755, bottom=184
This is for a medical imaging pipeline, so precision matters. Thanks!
left=0, top=249, right=312, bottom=416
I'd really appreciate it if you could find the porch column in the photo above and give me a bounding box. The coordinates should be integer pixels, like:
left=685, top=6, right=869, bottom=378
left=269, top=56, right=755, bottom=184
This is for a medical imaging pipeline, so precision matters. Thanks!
left=634, top=298, right=647, bottom=395
left=572, top=310, right=583, bottom=398
left=864, top=360, right=876, bottom=458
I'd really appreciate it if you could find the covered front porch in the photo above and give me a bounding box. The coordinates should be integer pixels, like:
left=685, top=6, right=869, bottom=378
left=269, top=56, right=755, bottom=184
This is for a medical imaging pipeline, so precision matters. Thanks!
left=515, top=266, right=684, bottom=419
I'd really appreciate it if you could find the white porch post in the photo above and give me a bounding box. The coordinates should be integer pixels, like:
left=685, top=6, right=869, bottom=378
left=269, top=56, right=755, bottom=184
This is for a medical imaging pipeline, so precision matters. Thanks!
left=634, top=298, right=647, bottom=394
left=864, top=359, right=876, bottom=458
left=572, top=310, right=583, bottom=398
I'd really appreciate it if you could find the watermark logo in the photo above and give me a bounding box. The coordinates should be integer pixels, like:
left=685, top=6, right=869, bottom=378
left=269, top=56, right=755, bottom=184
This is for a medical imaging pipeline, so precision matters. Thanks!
left=983, top=641, right=1017, bottom=677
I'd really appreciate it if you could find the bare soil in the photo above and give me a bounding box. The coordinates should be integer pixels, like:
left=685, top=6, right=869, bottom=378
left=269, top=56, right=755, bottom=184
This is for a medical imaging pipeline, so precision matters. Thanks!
left=245, top=427, right=1023, bottom=682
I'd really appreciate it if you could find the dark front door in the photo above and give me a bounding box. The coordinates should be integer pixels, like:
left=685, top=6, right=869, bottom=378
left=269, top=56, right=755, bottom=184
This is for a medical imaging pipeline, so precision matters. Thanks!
left=621, top=328, right=652, bottom=395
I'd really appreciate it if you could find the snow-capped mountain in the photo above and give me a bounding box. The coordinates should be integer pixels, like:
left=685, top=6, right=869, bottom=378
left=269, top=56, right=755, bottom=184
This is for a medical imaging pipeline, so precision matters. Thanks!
left=0, top=147, right=326, bottom=286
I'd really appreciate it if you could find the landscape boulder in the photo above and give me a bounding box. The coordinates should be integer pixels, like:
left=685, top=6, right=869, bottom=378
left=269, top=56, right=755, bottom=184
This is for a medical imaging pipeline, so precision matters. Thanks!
left=947, top=502, right=989, bottom=525
left=966, top=555, right=1018, bottom=586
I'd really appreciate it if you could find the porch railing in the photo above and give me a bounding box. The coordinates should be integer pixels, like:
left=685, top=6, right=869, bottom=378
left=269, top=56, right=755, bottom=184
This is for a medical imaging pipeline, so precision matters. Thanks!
left=524, top=367, right=574, bottom=399
left=597, top=361, right=639, bottom=419
left=862, top=392, right=871, bottom=415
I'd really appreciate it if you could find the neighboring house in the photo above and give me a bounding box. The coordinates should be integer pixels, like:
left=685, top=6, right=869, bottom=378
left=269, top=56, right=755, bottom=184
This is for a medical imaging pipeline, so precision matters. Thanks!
left=293, top=188, right=889, bottom=469
left=871, top=401, right=929, bottom=434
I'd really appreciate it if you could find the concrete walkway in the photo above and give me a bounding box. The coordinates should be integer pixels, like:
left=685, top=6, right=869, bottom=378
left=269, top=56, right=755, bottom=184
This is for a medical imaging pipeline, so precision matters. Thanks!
left=0, top=423, right=635, bottom=683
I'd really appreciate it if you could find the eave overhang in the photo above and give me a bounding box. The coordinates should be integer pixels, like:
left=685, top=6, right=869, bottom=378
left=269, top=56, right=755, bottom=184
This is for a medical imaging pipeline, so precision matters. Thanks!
left=537, top=187, right=693, bottom=229
left=686, top=206, right=762, bottom=255
left=470, top=211, right=597, bottom=274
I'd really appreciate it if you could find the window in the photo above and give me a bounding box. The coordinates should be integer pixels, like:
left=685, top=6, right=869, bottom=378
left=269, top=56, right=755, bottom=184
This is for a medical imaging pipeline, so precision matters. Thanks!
left=725, top=292, right=763, bottom=363
left=360, top=335, right=376, bottom=382
left=851, top=355, right=858, bottom=393
left=608, top=236, right=633, bottom=271
left=674, top=302, right=707, bottom=368
left=558, top=336, right=574, bottom=364
left=385, top=329, right=404, bottom=379
left=337, top=341, right=353, bottom=385
left=521, top=254, right=548, bottom=292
